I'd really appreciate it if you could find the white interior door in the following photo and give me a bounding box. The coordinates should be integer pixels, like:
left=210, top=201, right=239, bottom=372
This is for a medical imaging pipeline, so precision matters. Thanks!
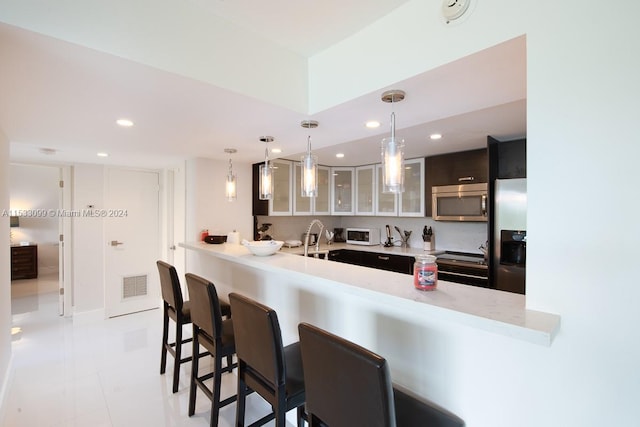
left=105, top=168, right=160, bottom=317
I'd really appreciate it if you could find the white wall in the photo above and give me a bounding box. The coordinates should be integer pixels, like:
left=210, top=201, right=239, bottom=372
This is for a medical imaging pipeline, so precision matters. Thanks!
left=302, top=1, right=640, bottom=426
left=9, top=164, right=59, bottom=274
left=71, top=164, right=105, bottom=314
left=185, top=157, right=253, bottom=243
left=0, top=128, right=11, bottom=415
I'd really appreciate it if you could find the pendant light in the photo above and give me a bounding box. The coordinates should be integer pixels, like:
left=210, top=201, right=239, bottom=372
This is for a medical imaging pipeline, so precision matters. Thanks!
left=259, top=136, right=274, bottom=200
left=300, top=120, right=319, bottom=197
left=224, top=148, right=237, bottom=202
left=380, top=89, right=406, bottom=194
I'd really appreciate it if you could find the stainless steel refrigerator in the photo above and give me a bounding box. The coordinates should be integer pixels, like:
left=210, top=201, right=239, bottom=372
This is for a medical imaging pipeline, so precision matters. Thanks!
left=492, top=178, right=527, bottom=294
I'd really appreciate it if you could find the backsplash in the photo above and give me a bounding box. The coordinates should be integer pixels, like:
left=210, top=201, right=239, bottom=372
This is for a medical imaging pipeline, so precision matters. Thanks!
left=256, top=215, right=487, bottom=255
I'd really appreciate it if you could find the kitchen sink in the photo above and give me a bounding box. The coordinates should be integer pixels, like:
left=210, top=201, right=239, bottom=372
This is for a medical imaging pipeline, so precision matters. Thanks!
left=298, top=251, right=330, bottom=259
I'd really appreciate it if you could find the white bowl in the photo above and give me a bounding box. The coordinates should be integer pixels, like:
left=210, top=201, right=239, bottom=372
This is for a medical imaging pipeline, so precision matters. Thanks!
left=242, top=240, right=284, bottom=256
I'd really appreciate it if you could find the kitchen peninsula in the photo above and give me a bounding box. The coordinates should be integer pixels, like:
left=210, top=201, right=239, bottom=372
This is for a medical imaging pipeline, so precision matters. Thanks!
left=182, top=241, right=559, bottom=346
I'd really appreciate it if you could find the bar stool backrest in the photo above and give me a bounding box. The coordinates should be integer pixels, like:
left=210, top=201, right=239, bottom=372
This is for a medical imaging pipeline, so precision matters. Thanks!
left=298, top=322, right=396, bottom=427
left=184, top=273, right=224, bottom=341
left=229, top=293, right=286, bottom=392
left=157, top=260, right=183, bottom=314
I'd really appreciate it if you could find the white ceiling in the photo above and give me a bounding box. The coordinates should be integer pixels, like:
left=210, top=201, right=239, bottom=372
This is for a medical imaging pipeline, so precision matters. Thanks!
left=0, top=3, right=526, bottom=168
left=189, top=0, right=413, bottom=57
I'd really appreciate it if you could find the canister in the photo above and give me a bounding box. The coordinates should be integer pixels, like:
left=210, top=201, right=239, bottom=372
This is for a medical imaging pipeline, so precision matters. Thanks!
left=413, top=255, right=437, bottom=291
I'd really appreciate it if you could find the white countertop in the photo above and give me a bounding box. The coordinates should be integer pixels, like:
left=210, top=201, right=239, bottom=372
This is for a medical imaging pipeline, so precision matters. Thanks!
left=181, top=241, right=560, bottom=346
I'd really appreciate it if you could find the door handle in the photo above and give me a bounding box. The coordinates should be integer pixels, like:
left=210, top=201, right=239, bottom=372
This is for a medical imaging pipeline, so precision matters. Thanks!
left=110, top=240, right=124, bottom=246
left=169, top=245, right=176, bottom=250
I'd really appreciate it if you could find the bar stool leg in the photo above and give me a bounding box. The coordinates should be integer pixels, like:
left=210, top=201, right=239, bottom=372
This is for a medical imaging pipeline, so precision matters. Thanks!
left=235, top=372, right=247, bottom=427
left=172, top=318, right=184, bottom=393
left=160, top=304, right=169, bottom=375
left=188, top=328, right=199, bottom=417
left=210, top=354, right=223, bottom=427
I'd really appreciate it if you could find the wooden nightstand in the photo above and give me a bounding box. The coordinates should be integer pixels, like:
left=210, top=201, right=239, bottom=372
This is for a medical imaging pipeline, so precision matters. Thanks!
left=10, top=244, right=38, bottom=280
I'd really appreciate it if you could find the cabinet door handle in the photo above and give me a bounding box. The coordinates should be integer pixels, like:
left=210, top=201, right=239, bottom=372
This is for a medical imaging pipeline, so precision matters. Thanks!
left=458, top=176, right=475, bottom=182
left=378, top=256, right=390, bottom=261
left=110, top=240, right=124, bottom=246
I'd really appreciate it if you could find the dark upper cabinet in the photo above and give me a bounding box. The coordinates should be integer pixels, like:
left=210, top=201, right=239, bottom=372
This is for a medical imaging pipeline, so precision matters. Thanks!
left=252, top=162, right=268, bottom=216
left=488, top=137, right=526, bottom=179
left=425, top=148, right=488, bottom=217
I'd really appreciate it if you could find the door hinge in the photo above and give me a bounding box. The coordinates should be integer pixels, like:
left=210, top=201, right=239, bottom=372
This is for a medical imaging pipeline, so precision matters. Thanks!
left=59, top=287, right=64, bottom=295
left=59, top=180, right=64, bottom=188
left=59, top=234, right=64, bottom=242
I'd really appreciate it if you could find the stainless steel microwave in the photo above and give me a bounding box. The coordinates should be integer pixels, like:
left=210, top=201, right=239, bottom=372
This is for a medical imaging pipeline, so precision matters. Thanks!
left=346, top=228, right=381, bottom=245
left=432, top=183, right=488, bottom=222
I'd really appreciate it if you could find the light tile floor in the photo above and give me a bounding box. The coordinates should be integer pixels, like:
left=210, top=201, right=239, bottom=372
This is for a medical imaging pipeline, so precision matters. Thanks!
left=3, top=285, right=286, bottom=427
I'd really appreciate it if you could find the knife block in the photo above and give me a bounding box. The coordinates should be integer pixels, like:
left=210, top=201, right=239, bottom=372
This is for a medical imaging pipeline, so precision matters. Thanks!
left=423, top=236, right=435, bottom=251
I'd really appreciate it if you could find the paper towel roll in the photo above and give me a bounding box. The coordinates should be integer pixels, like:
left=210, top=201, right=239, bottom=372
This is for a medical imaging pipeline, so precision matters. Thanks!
left=227, top=231, right=240, bottom=244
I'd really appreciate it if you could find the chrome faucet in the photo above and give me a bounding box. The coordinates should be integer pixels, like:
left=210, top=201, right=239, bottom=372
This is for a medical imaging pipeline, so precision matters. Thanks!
left=304, top=219, right=325, bottom=257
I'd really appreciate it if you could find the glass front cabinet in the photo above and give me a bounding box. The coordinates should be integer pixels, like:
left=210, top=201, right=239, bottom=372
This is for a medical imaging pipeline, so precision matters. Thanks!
left=355, top=165, right=375, bottom=215
left=269, top=159, right=292, bottom=216
left=399, top=158, right=425, bottom=217
left=293, top=164, right=330, bottom=216
left=262, top=158, right=422, bottom=217
left=331, top=167, right=354, bottom=215
left=375, top=158, right=424, bottom=217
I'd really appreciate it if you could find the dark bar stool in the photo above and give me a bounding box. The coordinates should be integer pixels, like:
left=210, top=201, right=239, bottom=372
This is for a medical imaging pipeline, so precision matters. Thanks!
left=156, top=260, right=194, bottom=393
left=298, top=322, right=465, bottom=427
left=157, top=261, right=232, bottom=393
left=229, top=292, right=306, bottom=427
left=185, top=273, right=237, bottom=427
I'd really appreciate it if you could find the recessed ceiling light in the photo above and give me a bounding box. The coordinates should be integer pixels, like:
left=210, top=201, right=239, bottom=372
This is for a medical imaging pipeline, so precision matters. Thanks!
left=116, top=118, right=134, bottom=127
left=97, top=152, right=109, bottom=157
left=271, top=148, right=282, bottom=154
left=366, top=121, right=380, bottom=128
left=430, top=133, right=442, bottom=140
left=335, top=153, right=345, bottom=158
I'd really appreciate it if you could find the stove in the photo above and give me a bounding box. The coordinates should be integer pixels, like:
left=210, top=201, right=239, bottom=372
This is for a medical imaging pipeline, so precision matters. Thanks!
left=436, top=251, right=489, bottom=288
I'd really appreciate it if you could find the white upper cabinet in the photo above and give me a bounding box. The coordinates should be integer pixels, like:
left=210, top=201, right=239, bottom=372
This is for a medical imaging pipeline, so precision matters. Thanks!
left=399, top=158, right=425, bottom=217
left=375, top=164, right=397, bottom=216
left=293, top=162, right=312, bottom=215
left=355, top=165, right=375, bottom=216
left=262, top=158, right=422, bottom=217
left=331, top=167, right=354, bottom=215
left=314, top=166, right=331, bottom=215
left=293, top=164, right=331, bottom=216
left=375, top=158, right=425, bottom=217
left=269, top=159, right=293, bottom=216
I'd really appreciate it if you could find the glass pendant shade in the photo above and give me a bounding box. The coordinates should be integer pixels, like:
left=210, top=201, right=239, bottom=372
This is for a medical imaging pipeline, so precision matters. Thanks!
left=381, top=111, right=405, bottom=193
left=224, top=149, right=238, bottom=202
left=225, top=161, right=237, bottom=202
left=259, top=163, right=273, bottom=200
left=258, top=138, right=274, bottom=200
left=301, top=136, right=318, bottom=197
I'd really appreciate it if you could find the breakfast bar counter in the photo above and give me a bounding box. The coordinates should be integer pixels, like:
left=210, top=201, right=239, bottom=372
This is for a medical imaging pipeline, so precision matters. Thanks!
left=181, top=241, right=560, bottom=346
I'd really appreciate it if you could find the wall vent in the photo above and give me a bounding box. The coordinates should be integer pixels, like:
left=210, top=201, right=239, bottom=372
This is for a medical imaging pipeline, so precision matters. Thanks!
left=122, top=275, right=148, bottom=299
